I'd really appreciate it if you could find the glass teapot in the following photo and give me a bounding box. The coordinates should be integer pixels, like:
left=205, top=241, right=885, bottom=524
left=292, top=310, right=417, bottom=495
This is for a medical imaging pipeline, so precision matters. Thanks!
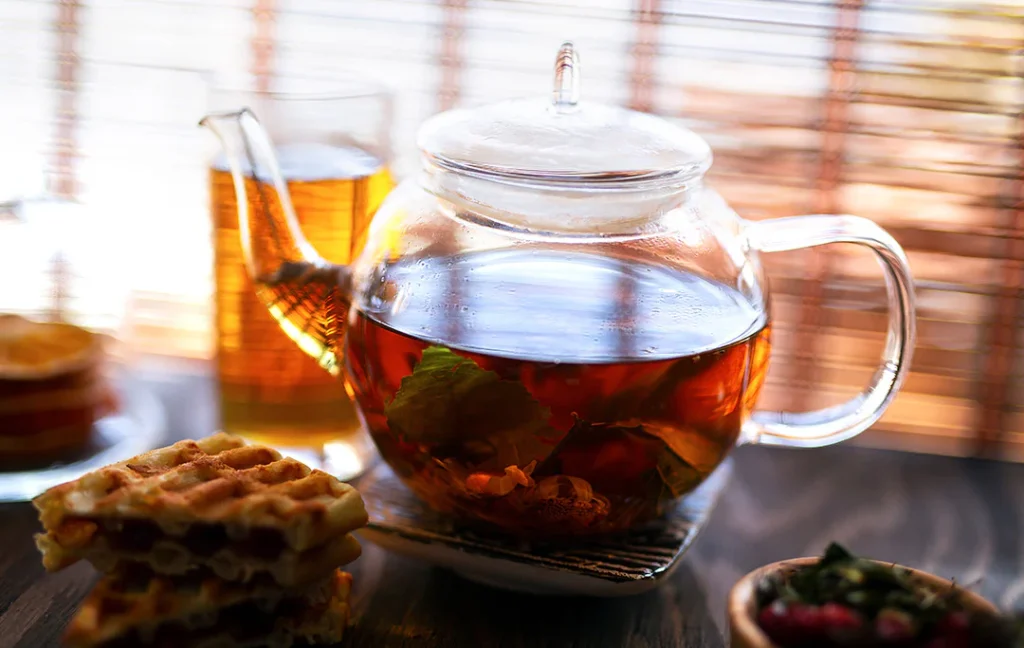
left=201, top=43, right=915, bottom=538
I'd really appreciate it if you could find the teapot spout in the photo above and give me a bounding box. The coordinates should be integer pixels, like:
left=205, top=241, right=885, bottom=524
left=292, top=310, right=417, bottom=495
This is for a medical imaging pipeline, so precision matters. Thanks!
left=200, top=108, right=350, bottom=375
left=199, top=108, right=323, bottom=279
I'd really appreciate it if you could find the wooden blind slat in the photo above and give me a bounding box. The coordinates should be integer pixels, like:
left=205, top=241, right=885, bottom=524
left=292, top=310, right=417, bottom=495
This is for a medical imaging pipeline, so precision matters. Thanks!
left=51, top=0, right=80, bottom=201
left=628, top=0, right=660, bottom=113
left=438, top=0, right=466, bottom=112
left=47, top=0, right=82, bottom=322
left=977, top=114, right=1024, bottom=454
left=788, top=0, right=863, bottom=411
left=251, top=0, right=276, bottom=93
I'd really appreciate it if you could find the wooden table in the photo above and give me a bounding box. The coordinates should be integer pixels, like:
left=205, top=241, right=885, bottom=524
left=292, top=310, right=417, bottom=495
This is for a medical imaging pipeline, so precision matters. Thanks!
left=2, top=363, right=1023, bottom=648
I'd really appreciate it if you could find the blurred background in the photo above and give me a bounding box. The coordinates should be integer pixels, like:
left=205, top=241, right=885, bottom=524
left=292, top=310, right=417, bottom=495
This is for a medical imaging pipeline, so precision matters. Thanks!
left=2, top=0, right=1022, bottom=461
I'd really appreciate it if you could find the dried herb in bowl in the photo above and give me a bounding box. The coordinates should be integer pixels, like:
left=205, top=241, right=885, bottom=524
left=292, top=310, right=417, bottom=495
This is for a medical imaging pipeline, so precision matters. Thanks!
left=754, top=543, right=1022, bottom=647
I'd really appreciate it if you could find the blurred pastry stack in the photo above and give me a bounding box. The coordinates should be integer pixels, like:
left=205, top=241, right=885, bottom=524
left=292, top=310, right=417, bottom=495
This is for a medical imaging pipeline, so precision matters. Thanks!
left=0, top=314, right=117, bottom=467
left=33, top=433, right=369, bottom=647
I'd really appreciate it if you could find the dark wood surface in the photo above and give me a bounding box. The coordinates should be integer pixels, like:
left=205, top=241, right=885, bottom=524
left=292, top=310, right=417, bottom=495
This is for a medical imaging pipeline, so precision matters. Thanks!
left=2, top=363, right=1024, bottom=648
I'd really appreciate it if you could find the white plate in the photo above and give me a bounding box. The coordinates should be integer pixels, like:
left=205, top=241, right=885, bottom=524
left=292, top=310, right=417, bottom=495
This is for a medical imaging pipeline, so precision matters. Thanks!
left=0, top=374, right=166, bottom=503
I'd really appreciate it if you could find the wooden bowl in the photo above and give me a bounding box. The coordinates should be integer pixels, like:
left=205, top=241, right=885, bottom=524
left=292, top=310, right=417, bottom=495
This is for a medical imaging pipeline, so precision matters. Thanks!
left=727, top=557, right=1000, bottom=648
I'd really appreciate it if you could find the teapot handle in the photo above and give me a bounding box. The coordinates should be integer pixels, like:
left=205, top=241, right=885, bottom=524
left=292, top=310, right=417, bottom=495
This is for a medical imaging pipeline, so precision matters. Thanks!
left=742, top=215, right=916, bottom=448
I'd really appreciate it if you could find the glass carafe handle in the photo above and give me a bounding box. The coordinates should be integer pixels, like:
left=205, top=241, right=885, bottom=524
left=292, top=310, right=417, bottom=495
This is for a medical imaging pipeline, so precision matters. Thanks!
left=743, top=215, right=916, bottom=447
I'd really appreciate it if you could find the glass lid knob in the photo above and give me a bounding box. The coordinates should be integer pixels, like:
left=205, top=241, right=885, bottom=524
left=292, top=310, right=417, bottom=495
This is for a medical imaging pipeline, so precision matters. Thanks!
left=552, top=42, right=581, bottom=113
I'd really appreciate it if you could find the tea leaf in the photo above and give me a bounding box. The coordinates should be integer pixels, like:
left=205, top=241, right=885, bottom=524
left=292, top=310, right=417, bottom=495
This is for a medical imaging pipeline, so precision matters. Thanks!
left=635, top=421, right=724, bottom=475
left=822, top=542, right=855, bottom=565
left=385, top=346, right=557, bottom=470
left=605, top=420, right=719, bottom=497
left=540, top=417, right=709, bottom=499
left=656, top=449, right=703, bottom=498
left=534, top=416, right=645, bottom=476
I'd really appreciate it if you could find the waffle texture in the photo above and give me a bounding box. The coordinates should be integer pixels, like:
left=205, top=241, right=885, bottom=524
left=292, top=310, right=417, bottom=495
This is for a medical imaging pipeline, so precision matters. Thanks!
left=64, top=569, right=352, bottom=648
left=33, top=433, right=368, bottom=586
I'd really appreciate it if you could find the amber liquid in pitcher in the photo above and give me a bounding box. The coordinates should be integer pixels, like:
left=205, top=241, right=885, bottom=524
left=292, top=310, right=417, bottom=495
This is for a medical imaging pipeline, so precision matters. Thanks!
left=344, top=250, right=771, bottom=536
left=210, top=142, right=391, bottom=450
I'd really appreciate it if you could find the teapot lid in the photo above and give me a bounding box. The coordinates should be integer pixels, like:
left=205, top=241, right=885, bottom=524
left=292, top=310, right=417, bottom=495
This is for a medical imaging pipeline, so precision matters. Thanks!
left=417, top=42, right=712, bottom=186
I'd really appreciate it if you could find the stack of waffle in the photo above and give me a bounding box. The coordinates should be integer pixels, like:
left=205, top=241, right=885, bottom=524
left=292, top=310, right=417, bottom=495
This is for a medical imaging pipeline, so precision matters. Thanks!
left=0, top=314, right=115, bottom=465
left=33, top=433, right=369, bottom=647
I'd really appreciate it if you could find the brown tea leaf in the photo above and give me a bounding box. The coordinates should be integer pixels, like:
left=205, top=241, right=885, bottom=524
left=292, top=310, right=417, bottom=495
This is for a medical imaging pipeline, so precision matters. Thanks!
left=540, top=417, right=714, bottom=500
left=635, top=421, right=725, bottom=475
left=534, top=417, right=653, bottom=479
left=656, top=450, right=703, bottom=498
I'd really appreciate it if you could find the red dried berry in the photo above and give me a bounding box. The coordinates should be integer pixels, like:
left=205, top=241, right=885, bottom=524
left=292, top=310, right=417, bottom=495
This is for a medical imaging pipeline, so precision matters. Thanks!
left=876, top=608, right=917, bottom=642
left=789, top=603, right=826, bottom=639
left=935, top=611, right=970, bottom=635
left=758, top=600, right=800, bottom=645
left=820, top=602, right=863, bottom=633
left=927, top=611, right=972, bottom=648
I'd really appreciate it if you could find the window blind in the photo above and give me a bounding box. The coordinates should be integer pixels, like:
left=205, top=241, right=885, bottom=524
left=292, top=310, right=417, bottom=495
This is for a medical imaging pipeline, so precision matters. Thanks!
left=2, top=0, right=1023, bottom=459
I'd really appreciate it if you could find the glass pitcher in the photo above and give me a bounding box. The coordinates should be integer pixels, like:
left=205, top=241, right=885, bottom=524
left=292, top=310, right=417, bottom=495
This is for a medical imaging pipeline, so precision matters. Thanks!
left=206, top=76, right=393, bottom=479
left=201, top=43, right=915, bottom=538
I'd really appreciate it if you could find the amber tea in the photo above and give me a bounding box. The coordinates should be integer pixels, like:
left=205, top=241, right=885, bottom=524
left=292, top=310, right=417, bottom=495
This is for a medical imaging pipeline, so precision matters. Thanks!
left=210, top=142, right=391, bottom=450
left=343, top=250, right=771, bottom=537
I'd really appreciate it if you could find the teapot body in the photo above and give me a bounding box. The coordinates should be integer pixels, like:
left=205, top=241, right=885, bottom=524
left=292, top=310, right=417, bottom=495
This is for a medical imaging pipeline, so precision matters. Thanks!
left=338, top=175, right=772, bottom=536
left=201, top=42, right=915, bottom=539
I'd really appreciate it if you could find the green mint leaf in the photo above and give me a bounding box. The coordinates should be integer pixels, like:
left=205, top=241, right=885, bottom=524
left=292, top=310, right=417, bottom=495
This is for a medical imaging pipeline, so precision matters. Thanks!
left=384, top=346, right=557, bottom=470
left=822, top=541, right=855, bottom=565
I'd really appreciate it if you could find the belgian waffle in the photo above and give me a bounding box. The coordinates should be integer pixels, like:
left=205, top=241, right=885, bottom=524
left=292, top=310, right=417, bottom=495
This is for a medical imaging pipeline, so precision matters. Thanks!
left=33, top=433, right=368, bottom=587
left=64, top=568, right=352, bottom=648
